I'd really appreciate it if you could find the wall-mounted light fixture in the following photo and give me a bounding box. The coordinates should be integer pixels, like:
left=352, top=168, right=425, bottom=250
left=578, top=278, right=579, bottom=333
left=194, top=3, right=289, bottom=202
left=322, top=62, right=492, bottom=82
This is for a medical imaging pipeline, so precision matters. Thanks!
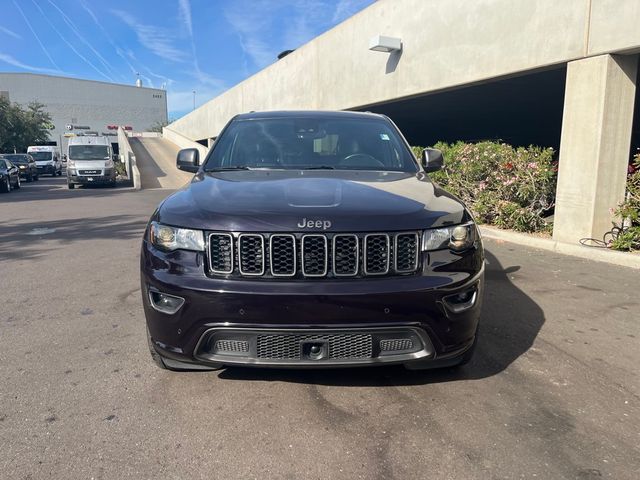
left=369, top=35, right=402, bottom=53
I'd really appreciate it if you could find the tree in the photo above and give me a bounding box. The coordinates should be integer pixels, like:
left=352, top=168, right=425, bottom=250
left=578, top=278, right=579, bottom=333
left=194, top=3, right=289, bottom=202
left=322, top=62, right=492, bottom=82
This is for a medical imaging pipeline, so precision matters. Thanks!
left=148, top=118, right=174, bottom=133
left=0, top=98, right=53, bottom=153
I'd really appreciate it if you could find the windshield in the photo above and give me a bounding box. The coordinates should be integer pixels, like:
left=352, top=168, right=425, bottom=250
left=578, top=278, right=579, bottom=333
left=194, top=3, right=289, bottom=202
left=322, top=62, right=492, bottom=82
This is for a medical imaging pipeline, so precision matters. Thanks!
left=3, top=155, right=28, bottom=164
left=30, top=152, right=52, bottom=161
left=204, top=116, right=418, bottom=172
left=69, top=145, right=109, bottom=160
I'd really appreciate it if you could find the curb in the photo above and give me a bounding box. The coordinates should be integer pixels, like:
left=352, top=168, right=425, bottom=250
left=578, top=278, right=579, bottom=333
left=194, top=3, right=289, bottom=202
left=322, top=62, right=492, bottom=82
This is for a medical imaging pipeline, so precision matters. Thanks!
left=479, top=226, right=640, bottom=270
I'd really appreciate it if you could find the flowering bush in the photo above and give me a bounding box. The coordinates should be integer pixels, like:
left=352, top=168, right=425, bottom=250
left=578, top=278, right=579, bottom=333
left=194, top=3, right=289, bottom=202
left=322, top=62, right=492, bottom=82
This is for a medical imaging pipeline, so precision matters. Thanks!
left=412, top=141, right=557, bottom=233
left=610, top=154, right=640, bottom=251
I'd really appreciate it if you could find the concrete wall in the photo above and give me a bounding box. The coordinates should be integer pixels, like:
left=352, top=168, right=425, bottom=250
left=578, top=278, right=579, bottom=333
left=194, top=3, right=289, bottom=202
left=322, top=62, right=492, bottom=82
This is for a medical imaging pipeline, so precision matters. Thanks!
left=167, top=0, right=640, bottom=141
left=0, top=73, right=167, bottom=150
left=162, top=126, right=208, bottom=159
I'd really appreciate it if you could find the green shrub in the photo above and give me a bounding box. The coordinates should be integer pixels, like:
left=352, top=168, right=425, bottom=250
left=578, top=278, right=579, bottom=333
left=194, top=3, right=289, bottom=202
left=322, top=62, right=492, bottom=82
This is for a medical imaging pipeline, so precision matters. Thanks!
left=412, top=141, right=557, bottom=233
left=610, top=155, right=640, bottom=251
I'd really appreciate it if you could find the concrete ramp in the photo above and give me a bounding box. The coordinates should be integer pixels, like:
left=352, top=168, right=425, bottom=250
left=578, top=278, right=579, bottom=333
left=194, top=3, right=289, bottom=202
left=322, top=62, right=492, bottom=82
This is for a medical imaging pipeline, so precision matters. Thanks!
left=129, top=137, right=194, bottom=189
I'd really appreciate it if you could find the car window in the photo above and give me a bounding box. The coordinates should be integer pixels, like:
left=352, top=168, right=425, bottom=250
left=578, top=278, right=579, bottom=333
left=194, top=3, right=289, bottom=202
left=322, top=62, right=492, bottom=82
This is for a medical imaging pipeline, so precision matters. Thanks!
left=204, top=117, right=417, bottom=172
left=0, top=159, right=6, bottom=169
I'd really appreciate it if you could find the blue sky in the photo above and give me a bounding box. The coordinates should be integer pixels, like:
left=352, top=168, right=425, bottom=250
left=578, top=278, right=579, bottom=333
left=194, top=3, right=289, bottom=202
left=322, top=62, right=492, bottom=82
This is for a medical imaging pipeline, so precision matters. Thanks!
left=0, top=0, right=374, bottom=118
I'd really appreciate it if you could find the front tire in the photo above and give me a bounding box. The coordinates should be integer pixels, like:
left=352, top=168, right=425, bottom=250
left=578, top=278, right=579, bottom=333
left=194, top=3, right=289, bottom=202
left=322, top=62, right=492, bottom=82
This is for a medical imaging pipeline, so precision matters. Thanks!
left=14, top=176, right=20, bottom=189
left=67, top=182, right=75, bottom=189
left=1, top=177, right=9, bottom=193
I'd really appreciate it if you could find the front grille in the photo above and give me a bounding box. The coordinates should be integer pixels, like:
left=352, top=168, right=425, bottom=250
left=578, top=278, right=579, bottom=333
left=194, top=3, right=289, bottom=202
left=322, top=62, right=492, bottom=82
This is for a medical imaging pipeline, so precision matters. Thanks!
left=256, top=333, right=372, bottom=360
left=208, top=231, right=420, bottom=279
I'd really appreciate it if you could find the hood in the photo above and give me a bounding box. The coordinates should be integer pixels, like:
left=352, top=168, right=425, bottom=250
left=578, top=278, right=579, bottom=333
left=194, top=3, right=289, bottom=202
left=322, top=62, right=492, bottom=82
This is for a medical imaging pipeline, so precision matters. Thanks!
left=157, top=170, right=467, bottom=232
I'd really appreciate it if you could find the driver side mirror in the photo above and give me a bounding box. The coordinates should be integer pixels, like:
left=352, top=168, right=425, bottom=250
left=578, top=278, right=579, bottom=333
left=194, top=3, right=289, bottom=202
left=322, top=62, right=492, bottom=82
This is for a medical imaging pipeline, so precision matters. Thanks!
left=421, top=148, right=444, bottom=173
left=177, top=148, right=200, bottom=173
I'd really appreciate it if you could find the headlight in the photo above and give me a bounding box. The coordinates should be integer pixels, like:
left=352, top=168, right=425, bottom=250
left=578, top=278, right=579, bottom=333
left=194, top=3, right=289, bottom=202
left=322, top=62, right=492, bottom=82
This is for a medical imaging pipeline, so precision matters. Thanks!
left=67, top=160, right=75, bottom=168
left=149, top=221, right=204, bottom=252
left=104, top=160, right=114, bottom=168
left=69, top=168, right=77, bottom=175
left=422, top=222, right=477, bottom=252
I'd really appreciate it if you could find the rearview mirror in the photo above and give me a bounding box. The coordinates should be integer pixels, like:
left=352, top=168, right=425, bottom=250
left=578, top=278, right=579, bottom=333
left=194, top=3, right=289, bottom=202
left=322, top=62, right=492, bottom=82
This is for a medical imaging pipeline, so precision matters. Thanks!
left=421, top=148, right=444, bottom=173
left=177, top=148, right=200, bottom=173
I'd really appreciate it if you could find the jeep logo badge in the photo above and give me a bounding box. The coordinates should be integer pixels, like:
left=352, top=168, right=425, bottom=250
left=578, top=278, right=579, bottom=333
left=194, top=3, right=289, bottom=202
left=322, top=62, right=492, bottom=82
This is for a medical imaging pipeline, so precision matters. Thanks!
left=297, top=218, right=332, bottom=230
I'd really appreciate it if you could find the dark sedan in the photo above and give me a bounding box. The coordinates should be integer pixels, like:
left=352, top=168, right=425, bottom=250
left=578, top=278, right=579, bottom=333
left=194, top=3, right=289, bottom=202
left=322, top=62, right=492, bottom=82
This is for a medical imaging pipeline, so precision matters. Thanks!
left=0, top=158, right=21, bottom=193
left=0, top=154, right=39, bottom=182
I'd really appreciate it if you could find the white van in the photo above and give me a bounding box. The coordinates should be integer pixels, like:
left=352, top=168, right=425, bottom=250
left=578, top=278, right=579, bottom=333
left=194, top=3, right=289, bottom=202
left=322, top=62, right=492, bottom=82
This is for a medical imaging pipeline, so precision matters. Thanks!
left=26, top=145, right=62, bottom=177
left=66, top=136, right=116, bottom=189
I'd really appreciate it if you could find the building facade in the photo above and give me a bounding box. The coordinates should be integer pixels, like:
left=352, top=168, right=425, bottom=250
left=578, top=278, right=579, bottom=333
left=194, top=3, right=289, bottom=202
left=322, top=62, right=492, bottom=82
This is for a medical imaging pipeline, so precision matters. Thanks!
left=0, top=72, right=167, bottom=152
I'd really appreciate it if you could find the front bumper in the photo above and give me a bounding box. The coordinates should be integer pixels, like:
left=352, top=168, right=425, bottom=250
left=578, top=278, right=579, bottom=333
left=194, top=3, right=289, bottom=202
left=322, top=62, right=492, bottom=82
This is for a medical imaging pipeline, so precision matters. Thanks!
left=68, top=169, right=115, bottom=185
left=141, top=239, right=484, bottom=369
left=37, top=164, right=56, bottom=174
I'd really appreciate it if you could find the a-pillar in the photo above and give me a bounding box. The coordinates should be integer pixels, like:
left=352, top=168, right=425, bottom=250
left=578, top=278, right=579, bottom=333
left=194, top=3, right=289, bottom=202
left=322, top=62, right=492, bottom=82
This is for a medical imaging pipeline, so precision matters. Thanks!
left=553, top=54, right=638, bottom=244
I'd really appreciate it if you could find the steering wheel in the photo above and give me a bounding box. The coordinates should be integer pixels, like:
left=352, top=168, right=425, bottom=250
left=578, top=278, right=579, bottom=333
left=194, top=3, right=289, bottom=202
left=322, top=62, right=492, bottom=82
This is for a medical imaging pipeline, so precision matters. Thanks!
left=341, top=153, right=385, bottom=168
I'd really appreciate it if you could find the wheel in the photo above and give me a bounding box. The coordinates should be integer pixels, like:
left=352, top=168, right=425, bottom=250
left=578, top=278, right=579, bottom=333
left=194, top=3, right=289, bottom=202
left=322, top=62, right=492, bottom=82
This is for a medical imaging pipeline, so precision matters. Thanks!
left=109, top=180, right=117, bottom=188
left=67, top=182, right=75, bottom=189
left=58, top=169, right=62, bottom=176
left=0, top=177, right=9, bottom=193
left=14, top=176, right=20, bottom=189
left=146, top=327, right=221, bottom=372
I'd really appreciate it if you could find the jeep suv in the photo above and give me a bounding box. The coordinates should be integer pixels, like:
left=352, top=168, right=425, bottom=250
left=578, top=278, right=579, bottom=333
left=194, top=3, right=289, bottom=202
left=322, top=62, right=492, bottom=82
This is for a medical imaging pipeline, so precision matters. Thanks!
left=141, top=111, right=484, bottom=371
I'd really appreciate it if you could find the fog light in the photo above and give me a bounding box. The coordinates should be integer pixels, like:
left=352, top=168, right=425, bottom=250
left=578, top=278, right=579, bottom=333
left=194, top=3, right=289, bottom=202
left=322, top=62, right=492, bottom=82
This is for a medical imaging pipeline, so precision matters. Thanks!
left=148, top=288, right=185, bottom=314
left=443, top=288, right=477, bottom=313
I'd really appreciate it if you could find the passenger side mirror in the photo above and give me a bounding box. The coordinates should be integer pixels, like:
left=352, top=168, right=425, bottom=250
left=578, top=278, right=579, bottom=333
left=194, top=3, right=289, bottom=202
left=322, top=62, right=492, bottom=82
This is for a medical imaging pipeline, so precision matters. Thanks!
left=421, top=148, right=444, bottom=173
left=177, top=148, right=200, bottom=173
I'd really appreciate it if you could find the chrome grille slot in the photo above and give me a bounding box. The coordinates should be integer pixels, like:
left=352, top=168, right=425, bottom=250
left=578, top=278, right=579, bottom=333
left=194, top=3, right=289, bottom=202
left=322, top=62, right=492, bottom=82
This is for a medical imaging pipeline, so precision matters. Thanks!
left=301, top=235, right=328, bottom=277
left=238, top=234, right=265, bottom=275
left=364, top=234, right=390, bottom=275
left=333, top=234, right=359, bottom=276
left=209, top=233, right=234, bottom=274
left=270, top=234, right=296, bottom=276
left=395, top=233, right=419, bottom=273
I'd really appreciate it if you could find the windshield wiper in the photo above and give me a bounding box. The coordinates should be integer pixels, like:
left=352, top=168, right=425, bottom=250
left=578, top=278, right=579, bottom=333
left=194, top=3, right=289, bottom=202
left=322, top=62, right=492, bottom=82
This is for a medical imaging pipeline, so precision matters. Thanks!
left=206, top=166, right=253, bottom=172
left=304, top=165, right=335, bottom=170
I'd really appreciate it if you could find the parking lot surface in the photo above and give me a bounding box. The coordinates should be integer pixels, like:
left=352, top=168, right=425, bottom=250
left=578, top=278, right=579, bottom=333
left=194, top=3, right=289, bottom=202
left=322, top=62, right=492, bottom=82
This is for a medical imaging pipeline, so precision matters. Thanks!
left=1, top=175, right=639, bottom=479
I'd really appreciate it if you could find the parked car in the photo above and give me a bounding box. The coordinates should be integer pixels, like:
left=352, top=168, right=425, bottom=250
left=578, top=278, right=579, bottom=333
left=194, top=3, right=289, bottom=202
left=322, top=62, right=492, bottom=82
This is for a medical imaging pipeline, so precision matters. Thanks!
left=0, top=158, right=21, bottom=192
left=27, top=145, right=63, bottom=176
left=141, top=111, right=484, bottom=372
left=0, top=154, right=39, bottom=182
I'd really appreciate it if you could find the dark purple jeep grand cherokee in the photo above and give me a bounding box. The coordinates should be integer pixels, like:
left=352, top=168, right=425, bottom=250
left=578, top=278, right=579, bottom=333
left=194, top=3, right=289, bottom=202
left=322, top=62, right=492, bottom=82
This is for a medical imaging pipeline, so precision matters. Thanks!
left=141, top=111, right=484, bottom=371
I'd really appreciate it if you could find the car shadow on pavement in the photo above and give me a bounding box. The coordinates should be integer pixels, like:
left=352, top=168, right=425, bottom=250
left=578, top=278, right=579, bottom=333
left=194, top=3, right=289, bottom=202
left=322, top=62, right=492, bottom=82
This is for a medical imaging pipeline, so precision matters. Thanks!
left=0, top=178, right=134, bottom=203
left=0, top=214, right=147, bottom=263
left=217, top=250, right=545, bottom=386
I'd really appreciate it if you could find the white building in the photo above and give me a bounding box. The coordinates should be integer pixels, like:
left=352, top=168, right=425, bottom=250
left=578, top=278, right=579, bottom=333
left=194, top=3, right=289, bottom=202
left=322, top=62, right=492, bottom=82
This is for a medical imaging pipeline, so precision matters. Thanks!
left=0, top=72, right=167, bottom=152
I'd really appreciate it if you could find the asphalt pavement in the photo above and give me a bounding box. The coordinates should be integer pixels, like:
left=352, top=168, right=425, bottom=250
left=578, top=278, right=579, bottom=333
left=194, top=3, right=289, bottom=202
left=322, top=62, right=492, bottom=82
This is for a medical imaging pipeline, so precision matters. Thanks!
left=0, top=174, right=638, bottom=480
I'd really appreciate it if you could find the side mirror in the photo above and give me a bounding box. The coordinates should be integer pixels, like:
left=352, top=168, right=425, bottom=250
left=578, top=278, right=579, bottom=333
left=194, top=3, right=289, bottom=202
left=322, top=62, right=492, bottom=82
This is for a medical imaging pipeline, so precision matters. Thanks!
left=421, top=148, right=444, bottom=173
left=177, top=148, right=200, bottom=173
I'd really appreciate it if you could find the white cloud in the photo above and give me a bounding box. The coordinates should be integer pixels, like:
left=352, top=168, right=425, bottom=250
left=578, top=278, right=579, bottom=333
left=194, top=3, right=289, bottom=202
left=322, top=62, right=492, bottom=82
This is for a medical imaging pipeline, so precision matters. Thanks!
left=0, top=25, right=22, bottom=39
left=0, top=52, right=64, bottom=75
left=112, top=10, right=189, bottom=63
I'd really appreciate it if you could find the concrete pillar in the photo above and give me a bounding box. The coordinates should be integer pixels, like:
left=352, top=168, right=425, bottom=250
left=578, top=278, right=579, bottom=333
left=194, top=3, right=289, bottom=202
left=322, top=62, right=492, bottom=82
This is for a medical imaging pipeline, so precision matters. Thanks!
left=553, top=54, right=637, bottom=244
